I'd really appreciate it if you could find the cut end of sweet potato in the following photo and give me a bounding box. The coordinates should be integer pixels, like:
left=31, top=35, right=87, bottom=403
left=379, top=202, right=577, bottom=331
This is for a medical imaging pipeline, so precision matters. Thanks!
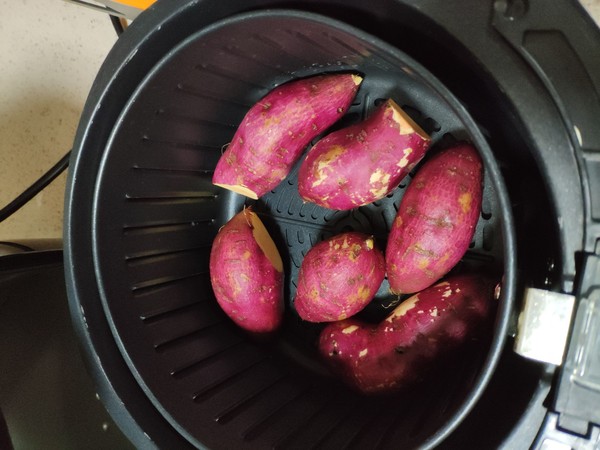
left=388, top=99, right=430, bottom=140
left=214, top=183, right=259, bottom=200
left=351, top=74, right=364, bottom=86
left=247, top=210, right=284, bottom=272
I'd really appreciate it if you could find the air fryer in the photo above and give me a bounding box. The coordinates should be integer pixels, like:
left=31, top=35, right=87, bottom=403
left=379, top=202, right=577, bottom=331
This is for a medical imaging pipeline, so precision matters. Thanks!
left=64, top=1, right=600, bottom=449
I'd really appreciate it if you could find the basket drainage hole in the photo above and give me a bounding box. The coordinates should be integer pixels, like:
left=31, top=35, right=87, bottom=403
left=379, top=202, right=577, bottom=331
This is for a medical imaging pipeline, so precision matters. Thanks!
left=423, top=118, right=441, bottom=133
left=401, top=105, right=423, bottom=122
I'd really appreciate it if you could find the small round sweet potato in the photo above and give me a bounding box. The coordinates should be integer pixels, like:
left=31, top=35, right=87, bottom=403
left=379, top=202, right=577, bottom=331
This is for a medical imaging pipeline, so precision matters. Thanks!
left=318, top=274, right=497, bottom=394
left=209, top=208, right=284, bottom=334
left=297, top=99, right=430, bottom=210
left=213, top=73, right=362, bottom=200
left=386, top=143, right=483, bottom=294
left=294, top=232, right=385, bottom=322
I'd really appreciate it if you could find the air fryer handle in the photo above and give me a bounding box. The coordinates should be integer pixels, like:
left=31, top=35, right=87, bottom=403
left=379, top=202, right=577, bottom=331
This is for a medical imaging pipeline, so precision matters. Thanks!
left=533, top=253, right=600, bottom=448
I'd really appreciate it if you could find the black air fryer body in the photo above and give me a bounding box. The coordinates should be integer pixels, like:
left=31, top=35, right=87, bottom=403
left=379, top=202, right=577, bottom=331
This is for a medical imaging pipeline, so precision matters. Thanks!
left=64, top=1, right=600, bottom=449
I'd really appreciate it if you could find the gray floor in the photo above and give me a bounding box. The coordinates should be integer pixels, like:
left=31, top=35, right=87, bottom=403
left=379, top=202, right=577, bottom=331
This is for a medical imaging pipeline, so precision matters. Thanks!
left=0, top=265, right=134, bottom=450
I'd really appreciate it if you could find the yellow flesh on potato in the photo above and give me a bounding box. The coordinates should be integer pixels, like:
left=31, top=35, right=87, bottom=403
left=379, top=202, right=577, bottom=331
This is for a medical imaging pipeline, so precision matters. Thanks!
left=351, top=74, right=364, bottom=86
left=248, top=210, right=284, bottom=273
left=214, top=183, right=259, bottom=200
left=389, top=99, right=429, bottom=139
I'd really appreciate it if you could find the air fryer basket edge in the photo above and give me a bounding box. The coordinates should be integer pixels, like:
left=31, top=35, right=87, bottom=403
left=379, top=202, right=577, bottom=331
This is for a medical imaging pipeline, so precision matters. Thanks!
left=64, top=3, right=527, bottom=450
left=94, top=13, right=510, bottom=450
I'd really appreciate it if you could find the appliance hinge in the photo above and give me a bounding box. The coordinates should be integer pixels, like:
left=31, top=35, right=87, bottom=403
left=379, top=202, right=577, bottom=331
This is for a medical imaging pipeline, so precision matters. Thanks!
left=514, top=288, right=575, bottom=366
left=533, top=253, right=600, bottom=448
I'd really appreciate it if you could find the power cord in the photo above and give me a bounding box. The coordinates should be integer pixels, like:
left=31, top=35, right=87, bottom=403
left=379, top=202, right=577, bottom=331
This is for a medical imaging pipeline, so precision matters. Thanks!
left=0, top=15, right=125, bottom=225
left=110, top=15, right=125, bottom=36
left=0, top=151, right=71, bottom=224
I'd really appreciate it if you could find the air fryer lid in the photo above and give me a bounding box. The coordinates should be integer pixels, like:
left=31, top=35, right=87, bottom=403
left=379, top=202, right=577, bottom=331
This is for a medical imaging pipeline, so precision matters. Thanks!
left=71, top=9, right=515, bottom=450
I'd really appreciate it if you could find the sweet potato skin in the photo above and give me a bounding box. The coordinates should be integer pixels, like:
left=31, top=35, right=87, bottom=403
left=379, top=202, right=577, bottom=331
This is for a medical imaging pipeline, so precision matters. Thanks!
left=212, top=73, right=362, bottom=199
left=297, top=99, right=430, bottom=210
left=294, top=232, right=385, bottom=323
left=386, top=143, right=483, bottom=294
left=318, top=275, right=497, bottom=394
left=209, top=209, right=283, bottom=334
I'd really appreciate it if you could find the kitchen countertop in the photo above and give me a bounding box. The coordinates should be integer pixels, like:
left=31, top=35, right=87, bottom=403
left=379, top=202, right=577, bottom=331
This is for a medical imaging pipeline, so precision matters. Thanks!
left=0, top=0, right=115, bottom=241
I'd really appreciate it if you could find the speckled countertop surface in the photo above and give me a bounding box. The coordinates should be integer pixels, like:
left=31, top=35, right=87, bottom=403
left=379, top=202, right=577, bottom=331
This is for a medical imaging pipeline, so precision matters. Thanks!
left=0, top=0, right=599, bottom=242
left=0, top=0, right=115, bottom=241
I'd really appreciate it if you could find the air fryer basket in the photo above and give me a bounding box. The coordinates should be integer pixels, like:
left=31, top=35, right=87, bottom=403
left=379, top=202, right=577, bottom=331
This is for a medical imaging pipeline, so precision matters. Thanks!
left=69, top=10, right=516, bottom=450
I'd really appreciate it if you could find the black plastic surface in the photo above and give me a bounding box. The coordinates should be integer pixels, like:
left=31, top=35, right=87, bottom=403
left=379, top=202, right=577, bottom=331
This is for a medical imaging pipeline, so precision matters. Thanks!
left=0, top=250, right=63, bottom=276
left=534, top=412, right=600, bottom=450
left=552, top=253, right=600, bottom=434
left=491, top=0, right=600, bottom=287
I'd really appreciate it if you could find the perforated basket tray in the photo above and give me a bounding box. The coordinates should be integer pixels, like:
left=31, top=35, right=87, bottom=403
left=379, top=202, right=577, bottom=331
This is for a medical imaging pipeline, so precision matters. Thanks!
left=72, top=10, right=515, bottom=450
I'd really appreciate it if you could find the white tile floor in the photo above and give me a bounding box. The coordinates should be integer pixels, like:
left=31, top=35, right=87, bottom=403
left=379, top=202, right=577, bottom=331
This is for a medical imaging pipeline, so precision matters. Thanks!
left=0, top=1, right=599, bottom=242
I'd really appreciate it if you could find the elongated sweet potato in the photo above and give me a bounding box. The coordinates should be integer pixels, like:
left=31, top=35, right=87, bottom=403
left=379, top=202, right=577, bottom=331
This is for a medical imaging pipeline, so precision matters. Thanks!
left=209, top=208, right=284, bottom=334
left=294, top=232, right=385, bottom=322
left=212, top=73, right=363, bottom=200
left=386, top=143, right=483, bottom=294
left=297, top=99, right=430, bottom=210
left=318, top=274, right=497, bottom=394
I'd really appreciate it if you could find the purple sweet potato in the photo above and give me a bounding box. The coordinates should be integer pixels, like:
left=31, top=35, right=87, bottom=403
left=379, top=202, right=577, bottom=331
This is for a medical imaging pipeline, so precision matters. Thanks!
left=386, top=143, right=483, bottom=294
left=318, top=274, right=497, bottom=394
left=294, top=232, right=385, bottom=322
left=209, top=208, right=284, bottom=334
left=297, top=99, right=431, bottom=210
left=212, top=73, right=362, bottom=199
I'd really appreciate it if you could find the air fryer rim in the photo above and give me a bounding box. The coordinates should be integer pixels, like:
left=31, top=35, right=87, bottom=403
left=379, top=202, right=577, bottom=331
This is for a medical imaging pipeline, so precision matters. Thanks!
left=64, top=4, right=516, bottom=450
